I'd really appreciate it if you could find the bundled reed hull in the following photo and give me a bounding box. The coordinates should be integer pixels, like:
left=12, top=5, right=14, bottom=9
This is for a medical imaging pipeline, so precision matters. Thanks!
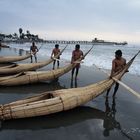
left=0, top=79, right=113, bottom=120
left=0, top=54, right=31, bottom=63
left=0, top=46, right=66, bottom=74
left=0, top=50, right=139, bottom=120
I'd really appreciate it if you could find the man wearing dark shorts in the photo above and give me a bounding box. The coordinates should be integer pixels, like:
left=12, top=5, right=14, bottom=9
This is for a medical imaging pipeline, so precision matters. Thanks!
left=71, top=44, right=84, bottom=79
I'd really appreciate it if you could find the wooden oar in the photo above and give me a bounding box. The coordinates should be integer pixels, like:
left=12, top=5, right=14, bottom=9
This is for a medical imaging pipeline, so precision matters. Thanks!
left=93, top=64, right=140, bottom=99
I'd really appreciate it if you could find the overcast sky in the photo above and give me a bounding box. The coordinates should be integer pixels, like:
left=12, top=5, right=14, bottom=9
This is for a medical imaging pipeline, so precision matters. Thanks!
left=0, top=0, right=140, bottom=43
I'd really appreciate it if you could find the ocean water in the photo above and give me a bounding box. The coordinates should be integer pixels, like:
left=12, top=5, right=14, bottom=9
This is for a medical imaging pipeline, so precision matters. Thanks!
left=7, top=43, right=140, bottom=76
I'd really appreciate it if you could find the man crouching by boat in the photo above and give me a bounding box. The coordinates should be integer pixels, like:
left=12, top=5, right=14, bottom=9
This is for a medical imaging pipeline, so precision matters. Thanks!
left=71, top=44, right=84, bottom=80
left=30, top=42, right=38, bottom=63
left=109, top=50, right=127, bottom=97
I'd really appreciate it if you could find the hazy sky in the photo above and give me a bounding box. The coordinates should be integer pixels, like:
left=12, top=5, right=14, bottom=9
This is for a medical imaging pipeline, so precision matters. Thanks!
left=0, top=0, right=140, bottom=43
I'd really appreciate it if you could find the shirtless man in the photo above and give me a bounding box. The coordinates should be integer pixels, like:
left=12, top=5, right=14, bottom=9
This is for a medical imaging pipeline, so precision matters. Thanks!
left=51, top=44, right=60, bottom=69
left=71, top=44, right=84, bottom=79
left=110, top=50, right=126, bottom=77
left=109, top=50, right=126, bottom=96
left=30, top=42, right=38, bottom=63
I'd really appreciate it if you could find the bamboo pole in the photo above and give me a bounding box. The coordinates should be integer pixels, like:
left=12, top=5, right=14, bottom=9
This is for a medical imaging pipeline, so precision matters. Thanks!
left=112, top=77, right=140, bottom=99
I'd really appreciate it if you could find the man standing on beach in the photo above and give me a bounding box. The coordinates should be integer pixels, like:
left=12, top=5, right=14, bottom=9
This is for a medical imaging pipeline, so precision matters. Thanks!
left=71, top=44, right=84, bottom=80
left=109, top=50, right=126, bottom=96
left=51, top=44, right=60, bottom=69
left=30, top=42, right=38, bottom=63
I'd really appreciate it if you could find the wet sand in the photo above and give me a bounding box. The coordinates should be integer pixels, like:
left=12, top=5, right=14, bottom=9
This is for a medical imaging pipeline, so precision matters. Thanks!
left=0, top=47, right=140, bottom=140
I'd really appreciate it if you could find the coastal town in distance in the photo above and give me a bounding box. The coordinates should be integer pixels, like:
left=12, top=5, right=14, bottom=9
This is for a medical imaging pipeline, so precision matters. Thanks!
left=0, top=28, right=128, bottom=46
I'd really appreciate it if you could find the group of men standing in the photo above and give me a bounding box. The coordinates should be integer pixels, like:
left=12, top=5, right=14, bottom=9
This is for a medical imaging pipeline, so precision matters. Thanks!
left=30, top=42, right=127, bottom=96
left=30, top=42, right=84, bottom=79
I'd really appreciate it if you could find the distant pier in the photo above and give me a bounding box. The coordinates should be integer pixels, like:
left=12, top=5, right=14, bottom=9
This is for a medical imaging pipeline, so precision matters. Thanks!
left=45, top=40, right=92, bottom=45
left=45, top=40, right=127, bottom=45
left=3, top=38, right=128, bottom=46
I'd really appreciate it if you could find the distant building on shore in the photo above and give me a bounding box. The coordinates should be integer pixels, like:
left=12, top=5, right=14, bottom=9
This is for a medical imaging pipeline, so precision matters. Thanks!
left=92, top=38, right=127, bottom=46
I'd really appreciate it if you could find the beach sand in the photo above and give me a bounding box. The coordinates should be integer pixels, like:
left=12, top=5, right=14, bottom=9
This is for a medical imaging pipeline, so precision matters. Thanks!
left=0, top=47, right=140, bottom=140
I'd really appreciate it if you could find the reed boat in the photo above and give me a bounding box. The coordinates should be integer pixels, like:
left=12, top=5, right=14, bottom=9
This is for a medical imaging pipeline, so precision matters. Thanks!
left=0, top=46, right=93, bottom=86
left=0, top=50, right=139, bottom=120
left=0, top=46, right=67, bottom=74
left=0, top=53, right=31, bottom=63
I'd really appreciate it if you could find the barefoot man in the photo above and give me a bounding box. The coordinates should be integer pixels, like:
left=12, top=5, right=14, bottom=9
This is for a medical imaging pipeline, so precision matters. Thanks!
left=30, top=42, right=38, bottom=63
left=71, top=44, right=84, bottom=80
left=51, top=44, right=60, bottom=69
left=109, top=50, right=127, bottom=96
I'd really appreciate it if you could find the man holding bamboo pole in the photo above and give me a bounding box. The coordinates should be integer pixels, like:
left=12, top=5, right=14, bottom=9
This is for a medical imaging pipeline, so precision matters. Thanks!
left=30, top=42, right=39, bottom=63
left=71, top=44, right=84, bottom=80
left=51, top=44, right=61, bottom=69
left=109, top=50, right=127, bottom=97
